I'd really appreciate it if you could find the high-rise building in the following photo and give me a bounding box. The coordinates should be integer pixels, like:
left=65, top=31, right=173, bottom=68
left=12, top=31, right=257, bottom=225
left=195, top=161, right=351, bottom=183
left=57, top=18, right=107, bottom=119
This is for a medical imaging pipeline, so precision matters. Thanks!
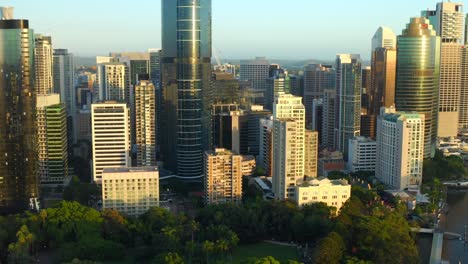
left=461, top=16, right=468, bottom=128
left=395, top=17, right=440, bottom=158
left=304, top=130, right=319, bottom=178
left=266, top=68, right=290, bottom=110
left=135, top=80, right=156, bottom=167
left=335, top=54, right=361, bottom=159
left=34, top=34, right=53, bottom=95
left=311, top=99, right=323, bottom=137
left=259, top=117, right=274, bottom=176
left=161, top=0, right=212, bottom=178
left=204, top=148, right=243, bottom=204
left=102, top=167, right=159, bottom=216
left=97, top=62, right=129, bottom=102
left=303, top=64, right=335, bottom=125
left=423, top=2, right=464, bottom=137
left=245, top=105, right=271, bottom=156
left=148, top=49, right=162, bottom=157
left=272, top=93, right=305, bottom=200
left=347, top=136, right=376, bottom=173
left=91, top=102, right=131, bottom=183
left=239, top=57, right=270, bottom=106
left=211, top=107, right=248, bottom=155
left=36, top=95, right=68, bottom=185
left=53, top=49, right=75, bottom=116
left=376, top=107, right=425, bottom=190
left=0, top=7, right=38, bottom=212
left=360, top=66, right=374, bottom=138
left=371, top=26, right=397, bottom=51
left=322, top=89, right=337, bottom=148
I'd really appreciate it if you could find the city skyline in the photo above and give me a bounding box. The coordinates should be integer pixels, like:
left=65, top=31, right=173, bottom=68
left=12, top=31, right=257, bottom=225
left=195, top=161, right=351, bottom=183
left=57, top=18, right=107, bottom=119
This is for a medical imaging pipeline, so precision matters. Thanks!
left=2, top=0, right=457, bottom=60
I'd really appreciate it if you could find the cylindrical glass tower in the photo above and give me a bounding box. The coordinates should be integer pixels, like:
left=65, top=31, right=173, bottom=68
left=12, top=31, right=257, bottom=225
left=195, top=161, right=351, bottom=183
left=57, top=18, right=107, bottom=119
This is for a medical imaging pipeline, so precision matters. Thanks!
left=395, top=17, right=440, bottom=158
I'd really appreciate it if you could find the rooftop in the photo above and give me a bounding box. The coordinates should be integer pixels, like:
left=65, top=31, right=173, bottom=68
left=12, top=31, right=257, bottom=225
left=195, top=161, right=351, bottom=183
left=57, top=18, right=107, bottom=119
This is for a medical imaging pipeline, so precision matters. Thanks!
left=102, top=166, right=159, bottom=173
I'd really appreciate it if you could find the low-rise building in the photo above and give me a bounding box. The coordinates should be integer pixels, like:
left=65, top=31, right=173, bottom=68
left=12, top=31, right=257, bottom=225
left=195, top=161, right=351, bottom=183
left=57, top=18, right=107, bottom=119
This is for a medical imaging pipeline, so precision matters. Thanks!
left=295, top=177, right=351, bottom=211
left=318, top=150, right=345, bottom=176
left=242, top=155, right=256, bottom=177
left=347, top=136, right=377, bottom=172
left=101, top=167, right=159, bottom=216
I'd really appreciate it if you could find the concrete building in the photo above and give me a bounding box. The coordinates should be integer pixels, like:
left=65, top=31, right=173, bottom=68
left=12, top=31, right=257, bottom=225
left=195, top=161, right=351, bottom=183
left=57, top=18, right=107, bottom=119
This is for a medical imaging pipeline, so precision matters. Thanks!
left=245, top=105, right=272, bottom=156
left=376, top=107, right=425, bottom=190
left=53, top=49, right=75, bottom=116
left=347, top=136, right=377, bottom=173
left=36, top=95, right=68, bottom=185
left=303, top=64, right=335, bottom=126
left=335, top=54, right=361, bottom=159
left=295, top=178, right=351, bottom=211
left=319, top=150, right=345, bottom=176
left=305, top=130, right=319, bottom=178
left=241, top=155, right=256, bottom=177
left=76, top=108, right=92, bottom=142
left=97, top=61, right=129, bottom=102
left=135, top=80, right=156, bottom=167
left=422, top=2, right=464, bottom=137
left=34, top=34, right=53, bottom=95
left=91, top=102, right=131, bottom=183
left=322, top=89, right=337, bottom=148
left=272, top=93, right=305, bottom=200
left=259, top=117, right=274, bottom=176
left=211, top=106, right=248, bottom=155
left=0, top=7, right=39, bottom=212
left=204, top=148, right=243, bottom=204
left=461, top=41, right=468, bottom=129
left=371, top=26, right=397, bottom=51
left=266, top=68, right=290, bottom=110
left=239, top=57, right=270, bottom=106
left=395, top=17, right=440, bottom=158
left=102, top=167, right=159, bottom=216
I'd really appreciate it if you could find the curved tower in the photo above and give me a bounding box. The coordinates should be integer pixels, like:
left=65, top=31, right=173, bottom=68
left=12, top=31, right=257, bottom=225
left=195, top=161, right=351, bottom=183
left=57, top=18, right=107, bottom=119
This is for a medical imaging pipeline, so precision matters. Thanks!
left=395, top=17, right=440, bottom=158
left=161, top=0, right=212, bottom=178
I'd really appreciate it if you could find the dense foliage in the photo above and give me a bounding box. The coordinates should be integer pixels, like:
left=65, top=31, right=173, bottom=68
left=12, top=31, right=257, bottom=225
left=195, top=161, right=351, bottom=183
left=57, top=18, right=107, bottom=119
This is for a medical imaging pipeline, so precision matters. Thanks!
left=423, top=149, right=468, bottom=182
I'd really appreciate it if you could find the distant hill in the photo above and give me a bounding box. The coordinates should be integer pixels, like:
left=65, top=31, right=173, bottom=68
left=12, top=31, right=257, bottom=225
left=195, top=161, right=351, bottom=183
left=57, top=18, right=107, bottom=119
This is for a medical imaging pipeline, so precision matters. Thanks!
left=75, top=57, right=96, bottom=67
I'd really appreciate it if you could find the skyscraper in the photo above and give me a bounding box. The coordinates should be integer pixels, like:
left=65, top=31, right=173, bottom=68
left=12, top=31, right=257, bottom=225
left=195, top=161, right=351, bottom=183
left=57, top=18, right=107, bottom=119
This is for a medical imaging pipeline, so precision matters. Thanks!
left=161, top=0, right=212, bottom=178
left=461, top=14, right=468, bottom=129
left=395, top=17, right=440, bottom=158
left=335, top=54, right=362, bottom=159
left=97, top=61, right=129, bottom=102
left=322, top=89, right=337, bottom=148
left=239, top=57, right=270, bottom=107
left=377, top=107, right=425, bottom=190
left=304, top=130, right=318, bottom=178
left=272, top=93, right=305, bottom=200
left=0, top=7, right=38, bottom=212
left=135, top=80, right=156, bottom=167
left=34, top=34, right=53, bottom=95
left=36, top=95, right=68, bottom=185
left=371, top=26, right=397, bottom=51
left=148, top=49, right=162, bottom=156
left=423, top=2, right=464, bottom=137
left=53, top=49, right=75, bottom=116
left=91, top=102, right=131, bottom=183
left=266, top=68, right=290, bottom=110
left=303, top=64, right=335, bottom=126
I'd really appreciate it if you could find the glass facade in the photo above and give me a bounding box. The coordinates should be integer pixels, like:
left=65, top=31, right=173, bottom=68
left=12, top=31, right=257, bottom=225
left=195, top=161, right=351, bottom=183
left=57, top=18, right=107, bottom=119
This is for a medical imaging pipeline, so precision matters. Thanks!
left=0, top=19, right=37, bottom=212
left=395, top=17, right=440, bottom=158
left=161, top=0, right=211, bottom=177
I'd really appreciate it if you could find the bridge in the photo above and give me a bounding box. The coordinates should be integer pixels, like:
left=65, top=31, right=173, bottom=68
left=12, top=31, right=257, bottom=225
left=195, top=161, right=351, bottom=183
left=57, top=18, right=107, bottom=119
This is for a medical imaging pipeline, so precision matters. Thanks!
left=410, top=228, right=463, bottom=263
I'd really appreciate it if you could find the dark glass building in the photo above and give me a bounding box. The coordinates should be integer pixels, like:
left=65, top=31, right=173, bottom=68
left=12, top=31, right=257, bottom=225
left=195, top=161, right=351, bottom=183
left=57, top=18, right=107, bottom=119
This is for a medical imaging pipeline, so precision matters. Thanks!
left=0, top=8, right=38, bottom=212
left=395, top=17, right=440, bottom=158
left=161, top=0, right=212, bottom=177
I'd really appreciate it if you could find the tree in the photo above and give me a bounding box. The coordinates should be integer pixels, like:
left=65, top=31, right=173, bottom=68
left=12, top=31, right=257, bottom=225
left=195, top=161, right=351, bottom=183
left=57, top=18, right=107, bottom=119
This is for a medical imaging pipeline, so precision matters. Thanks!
left=7, top=225, right=35, bottom=264
left=313, top=232, right=345, bottom=264
left=101, top=209, right=131, bottom=245
left=327, top=171, right=348, bottom=180
left=153, top=252, right=185, bottom=264
left=241, top=256, right=281, bottom=264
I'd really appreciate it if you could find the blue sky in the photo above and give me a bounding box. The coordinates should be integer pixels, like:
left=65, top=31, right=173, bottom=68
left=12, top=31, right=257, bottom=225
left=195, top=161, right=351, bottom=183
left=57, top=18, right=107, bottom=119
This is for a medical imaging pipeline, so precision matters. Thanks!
left=2, top=0, right=455, bottom=60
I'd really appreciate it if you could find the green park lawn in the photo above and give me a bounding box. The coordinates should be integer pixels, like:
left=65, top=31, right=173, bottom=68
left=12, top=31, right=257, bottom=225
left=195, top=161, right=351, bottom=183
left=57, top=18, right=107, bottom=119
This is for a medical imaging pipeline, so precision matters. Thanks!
left=232, top=242, right=299, bottom=263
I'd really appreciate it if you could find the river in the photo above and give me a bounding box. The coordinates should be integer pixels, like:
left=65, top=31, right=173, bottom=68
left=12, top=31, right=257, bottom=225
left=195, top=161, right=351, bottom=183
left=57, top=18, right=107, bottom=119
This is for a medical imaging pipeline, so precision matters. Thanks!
left=442, top=189, right=468, bottom=263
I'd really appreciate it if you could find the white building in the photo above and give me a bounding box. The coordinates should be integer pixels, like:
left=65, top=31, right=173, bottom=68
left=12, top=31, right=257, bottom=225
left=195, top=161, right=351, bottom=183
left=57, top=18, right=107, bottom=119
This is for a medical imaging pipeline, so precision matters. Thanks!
left=376, top=107, right=425, bottom=190
left=92, top=102, right=131, bottom=183
left=34, top=34, right=53, bottom=95
left=272, top=93, right=305, bottom=200
left=305, top=130, right=319, bottom=178
left=102, top=167, right=159, bottom=216
left=295, top=177, right=351, bottom=212
left=135, top=80, right=156, bottom=167
left=371, top=26, right=397, bottom=51
left=347, top=136, right=377, bottom=173
left=97, top=62, right=129, bottom=102
left=204, top=148, right=243, bottom=204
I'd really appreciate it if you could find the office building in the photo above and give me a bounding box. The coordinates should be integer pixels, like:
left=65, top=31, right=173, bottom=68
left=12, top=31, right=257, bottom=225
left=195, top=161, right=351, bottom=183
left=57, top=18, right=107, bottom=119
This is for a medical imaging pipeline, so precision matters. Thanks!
left=111, top=52, right=149, bottom=86
left=245, top=105, right=271, bottom=156
left=91, top=102, right=131, bottom=183
left=335, top=54, right=361, bottom=159
left=295, top=178, right=351, bottom=211
left=311, top=99, right=323, bottom=140
left=239, top=57, right=270, bottom=106
left=161, top=0, right=212, bottom=177
left=376, top=107, right=425, bottom=190
left=322, top=89, right=337, bottom=148
left=212, top=107, right=248, bottom=155
left=204, top=148, right=243, bottom=204
left=53, top=49, right=75, bottom=116
left=395, top=17, right=440, bottom=158
left=97, top=61, right=129, bottom=102
left=303, top=64, right=335, bottom=126
left=211, top=72, right=241, bottom=105
left=0, top=7, right=38, bottom=212
left=37, top=95, right=68, bottom=185
left=304, top=130, right=319, bottom=178
left=272, top=93, right=305, bottom=200
left=34, top=34, right=53, bottom=95
left=102, top=167, right=159, bottom=216
left=347, top=136, right=377, bottom=173
left=423, top=2, right=464, bottom=137
left=135, top=80, right=156, bottom=167
left=148, top=49, right=162, bottom=156
left=461, top=29, right=468, bottom=128
left=259, top=117, right=274, bottom=176
left=371, top=26, right=397, bottom=51
left=266, top=68, right=290, bottom=110
left=76, top=108, right=92, bottom=142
